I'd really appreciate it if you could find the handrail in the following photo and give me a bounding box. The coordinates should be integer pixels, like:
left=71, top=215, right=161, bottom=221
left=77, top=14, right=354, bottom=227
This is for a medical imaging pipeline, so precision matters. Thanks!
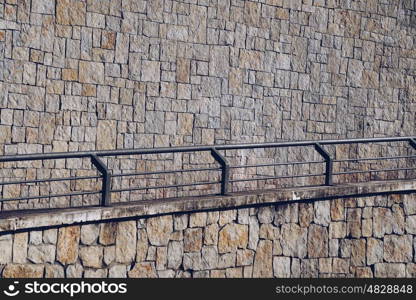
left=0, top=136, right=414, bottom=162
left=0, top=136, right=415, bottom=209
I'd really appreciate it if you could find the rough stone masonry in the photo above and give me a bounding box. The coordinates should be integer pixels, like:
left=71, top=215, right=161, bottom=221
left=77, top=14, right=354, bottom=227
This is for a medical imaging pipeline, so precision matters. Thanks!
left=1, top=185, right=416, bottom=278
left=0, top=0, right=416, bottom=278
left=0, top=0, right=415, bottom=154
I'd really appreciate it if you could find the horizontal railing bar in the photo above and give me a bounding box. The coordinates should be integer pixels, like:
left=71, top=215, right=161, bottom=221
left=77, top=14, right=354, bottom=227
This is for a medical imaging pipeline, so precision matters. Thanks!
left=333, top=167, right=416, bottom=175
left=229, top=173, right=325, bottom=183
left=111, top=167, right=221, bottom=178
left=0, top=136, right=414, bottom=162
left=111, top=181, right=221, bottom=193
left=334, top=155, right=416, bottom=163
left=229, top=160, right=324, bottom=169
left=0, top=190, right=101, bottom=202
left=0, top=175, right=102, bottom=186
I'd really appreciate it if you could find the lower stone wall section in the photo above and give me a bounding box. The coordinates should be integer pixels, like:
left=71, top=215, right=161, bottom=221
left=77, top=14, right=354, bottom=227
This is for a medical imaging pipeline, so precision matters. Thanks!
left=1, top=193, right=416, bottom=278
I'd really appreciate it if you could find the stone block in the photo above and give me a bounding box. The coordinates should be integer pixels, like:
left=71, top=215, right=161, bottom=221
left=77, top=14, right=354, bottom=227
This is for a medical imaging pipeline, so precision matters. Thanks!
left=97, top=120, right=116, bottom=150
left=57, top=0, right=86, bottom=25
left=147, top=215, right=173, bottom=246
left=13, top=232, right=28, bottom=263
left=0, top=238, right=12, bottom=264
left=115, top=221, right=137, bottom=264
left=281, top=223, right=307, bottom=258
left=81, top=224, right=100, bottom=245
left=141, top=60, right=160, bottom=82
left=28, top=245, right=56, bottom=263
left=79, top=246, right=103, bottom=268
left=184, top=228, right=203, bottom=252
left=57, top=226, right=80, bottom=265
left=273, top=256, right=291, bottom=278
left=374, top=263, right=406, bottom=278
left=218, top=223, right=248, bottom=253
left=3, top=264, right=44, bottom=278
left=79, top=61, right=104, bottom=84
left=99, top=222, right=117, bottom=246
left=128, top=262, right=157, bottom=278
left=308, top=224, right=328, bottom=258
left=253, top=240, right=273, bottom=278
left=383, top=235, right=413, bottom=263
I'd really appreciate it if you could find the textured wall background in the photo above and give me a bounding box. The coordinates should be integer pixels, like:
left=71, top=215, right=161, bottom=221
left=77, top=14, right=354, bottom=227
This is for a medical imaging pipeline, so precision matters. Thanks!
left=0, top=0, right=415, bottom=153
left=0, top=0, right=416, bottom=209
left=1, top=192, right=416, bottom=278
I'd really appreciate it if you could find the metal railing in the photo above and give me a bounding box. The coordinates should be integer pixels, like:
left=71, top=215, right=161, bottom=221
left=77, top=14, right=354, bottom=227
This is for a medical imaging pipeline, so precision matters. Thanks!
left=0, top=136, right=415, bottom=209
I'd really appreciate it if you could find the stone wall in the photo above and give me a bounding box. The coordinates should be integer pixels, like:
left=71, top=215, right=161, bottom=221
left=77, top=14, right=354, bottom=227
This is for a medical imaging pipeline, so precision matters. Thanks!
left=1, top=189, right=416, bottom=278
left=1, top=0, right=415, bottom=152
left=1, top=0, right=416, bottom=211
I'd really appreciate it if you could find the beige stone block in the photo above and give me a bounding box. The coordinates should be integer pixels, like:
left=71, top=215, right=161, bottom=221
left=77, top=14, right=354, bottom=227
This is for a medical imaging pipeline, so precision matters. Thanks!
left=383, top=235, right=413, bottom=263
left=128, top=262, right=157, bottom=278
left=218, top=223, right=248, bottom=253
left=239, top=49, right=263, bottom=70
left=177, top=113, right=193, bottom=135
left=319, top=258, right=332, bottom=274
left=13, top=232, right=28, bottom=263
left=115, top=221, right=137, bottom=264
left=236, top=249, right=254, bottom=267
left=228, top=67, right=243, bottom=95
left=102, top=31, right=116, bottom=49
left=99, top=222, right=117, bottom=245
left=45, top=264, right=65, bottom=278
left=259, top=224, right=278, bottom=240
left=80, top=224, right=99, bottom=245
left=351, top=239, right=366, bottom=267
left=56, top=0, right=86, bottom=25
left=209, top=46, right=229, bottom=77
left=330, top=199, right=345, bottom=221
left=104, top=246, right=115, bottom=266
left=332, top=258, right=349, bottom=274
left=96, top=120, right=116, bottom=150
left=225, top=267, right=243, bottom=278
left=79, top=61, right=104, bottom=84
left=57, top=226, right=80, bottom=265
left=189, top=4, right=207, bottom=43
left=141, top=60, right=160, bottom=82
left=167, top=241, right=183, bottom=269
left=355, top=267, right=373, bottom=278
left=244, top=1, right=260, bottom=27
left=252, top=240, right=272, bottom=278
left=79, top=246, right=103, bottom=268
left=81, top=84, right=96, bottom=97
left=184, top=228, right=203, bottom=252
left=0, top=238, right=13, bottom=264
left=176, top=58, right=190, bottom=83
left=62, top=68, right=78, bottom=81
left=147, top=215, right=173, bottom=246
left=136, top=228, right=148, bottom=262
left=27, top=245, right=55, bottom=265
left=281, top=223, right=307, bottom=258
left=329, top=222, right=346, bottom=239
left=374, top=263, right=406, bottom=278
left=3, top=264, right=44, bottom=278
left=204, top=224, right=219, bottom=246
left=307, top=224, right=328, bottom=258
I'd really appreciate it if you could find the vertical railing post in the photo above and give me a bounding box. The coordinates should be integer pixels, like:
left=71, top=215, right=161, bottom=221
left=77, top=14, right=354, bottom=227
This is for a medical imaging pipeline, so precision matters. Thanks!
left=409, top=138, right=416, bottom=150
left=211, top=148, right=230, bottom=195
left=91, top=154, right=111, bottom=206
left=314, top=143, right=333, bottom=186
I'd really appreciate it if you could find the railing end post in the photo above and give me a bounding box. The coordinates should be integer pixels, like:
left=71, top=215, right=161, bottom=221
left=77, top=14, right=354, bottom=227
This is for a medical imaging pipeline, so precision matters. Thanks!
left=409, top=138, right=416, bottom=150
left=91, top=154, right=111, bottom=207
left=314, top=143, right=333, bottom=186
left=211, top=148, right=230, bottom=196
